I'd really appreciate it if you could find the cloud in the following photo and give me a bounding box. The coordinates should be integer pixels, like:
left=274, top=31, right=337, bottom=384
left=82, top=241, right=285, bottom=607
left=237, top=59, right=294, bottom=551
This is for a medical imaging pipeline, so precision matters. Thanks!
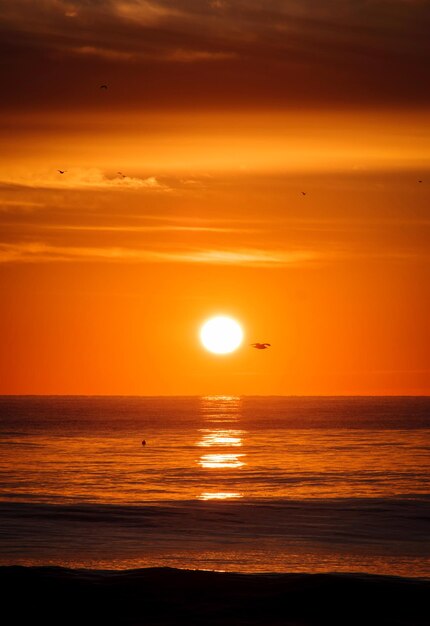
left=43, top=224, right=256, bottom=234
left=210, top=0, right=227, bottom=8
left=73, top=46, right=135, bottom=61
left=0, top=242, right=320, bottom=267
left=0, top=169, right=168, bottom=191
left=113, top=0, right=181, bottom=25
left=166, top=49, right=236, bottom=62
left=1, top=0, right=430, bottom=109
left=72, top=44, right=235, bottom=63
left=0, top=1, right=178, bottom=26
left=156, top=248, right=320, bottom=267
left=0, top=200, right=45, bottom=212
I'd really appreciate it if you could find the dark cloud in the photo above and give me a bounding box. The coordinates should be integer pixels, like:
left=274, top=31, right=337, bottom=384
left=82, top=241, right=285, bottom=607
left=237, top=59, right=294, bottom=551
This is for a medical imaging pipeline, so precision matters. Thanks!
left=0, top=0, right=429, bottom=110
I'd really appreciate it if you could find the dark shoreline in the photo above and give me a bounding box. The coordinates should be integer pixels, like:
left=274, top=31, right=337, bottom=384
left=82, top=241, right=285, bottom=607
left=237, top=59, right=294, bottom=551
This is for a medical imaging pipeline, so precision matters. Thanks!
left=2, top=566, right=428, bottom=625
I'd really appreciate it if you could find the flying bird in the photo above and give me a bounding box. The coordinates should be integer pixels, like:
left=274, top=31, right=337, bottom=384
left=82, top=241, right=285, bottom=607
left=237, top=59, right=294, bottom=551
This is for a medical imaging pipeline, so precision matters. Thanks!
left=117, top=172, right=126, bottom=178
left=251, top=343, right=271, bottom=350
left=57, top=170, right=67, bottom=174
left=100, top=84, right=108, bottom=90
left=301, top=192, right=306, bottom=196
left=418, top=180, right=423, bottom=183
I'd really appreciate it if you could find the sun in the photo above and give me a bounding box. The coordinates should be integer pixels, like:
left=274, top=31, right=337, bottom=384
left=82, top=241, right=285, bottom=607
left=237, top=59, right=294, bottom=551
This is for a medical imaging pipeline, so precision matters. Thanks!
left=200, top=316, right=244, bottom=354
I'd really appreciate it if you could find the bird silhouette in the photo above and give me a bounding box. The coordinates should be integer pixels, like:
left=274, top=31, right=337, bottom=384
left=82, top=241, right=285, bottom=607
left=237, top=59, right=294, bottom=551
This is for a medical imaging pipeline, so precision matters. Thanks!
left=117, top=171, right=126, bottom=178
left=301, top=192, right=306, bottom=196
left=100, top=84, right=108, bottom=90
left=57, top=170, right=66, bottom=174
left=251, top=343, right=271, bottom=350
left=418, top=180, right=423, bottom=183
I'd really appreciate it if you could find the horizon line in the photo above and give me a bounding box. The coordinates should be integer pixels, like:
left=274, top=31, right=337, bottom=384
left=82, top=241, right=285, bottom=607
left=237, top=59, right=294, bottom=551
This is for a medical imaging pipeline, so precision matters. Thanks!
left=0, top=394, right=429, bottom=399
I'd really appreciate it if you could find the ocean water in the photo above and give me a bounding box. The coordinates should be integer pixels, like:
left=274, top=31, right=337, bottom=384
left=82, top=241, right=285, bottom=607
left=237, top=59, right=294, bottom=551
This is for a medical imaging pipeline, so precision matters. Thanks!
left=0, top=396, right=429, bottom=576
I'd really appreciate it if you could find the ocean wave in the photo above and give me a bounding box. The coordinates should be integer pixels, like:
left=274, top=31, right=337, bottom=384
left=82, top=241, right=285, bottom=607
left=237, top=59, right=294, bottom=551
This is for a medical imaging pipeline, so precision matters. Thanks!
left=1, top=497, right=429, bottom=547
left=1, top=565, right=428, bottom=625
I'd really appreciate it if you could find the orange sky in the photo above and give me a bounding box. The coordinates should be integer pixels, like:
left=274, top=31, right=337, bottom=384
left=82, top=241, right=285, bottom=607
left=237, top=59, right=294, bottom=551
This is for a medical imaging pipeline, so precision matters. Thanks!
left=1, top=1, right=429, bottom=394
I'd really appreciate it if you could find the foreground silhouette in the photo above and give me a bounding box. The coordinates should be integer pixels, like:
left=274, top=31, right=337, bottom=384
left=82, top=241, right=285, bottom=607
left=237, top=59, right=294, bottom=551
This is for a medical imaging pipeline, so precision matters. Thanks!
left=1, top=566, right=427, bottom=626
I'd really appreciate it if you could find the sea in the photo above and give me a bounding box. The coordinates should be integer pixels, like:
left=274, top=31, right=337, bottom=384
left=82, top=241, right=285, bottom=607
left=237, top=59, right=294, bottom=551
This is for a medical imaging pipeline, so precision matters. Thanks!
left=0, top=396, right=429, bottom=576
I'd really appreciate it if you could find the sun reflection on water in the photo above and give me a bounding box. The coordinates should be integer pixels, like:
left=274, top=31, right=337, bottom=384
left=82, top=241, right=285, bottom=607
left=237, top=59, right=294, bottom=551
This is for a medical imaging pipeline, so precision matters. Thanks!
left=197, top=430, right=243, bottom=447
left=199, top=453, right=245, bottom=468
left=197, top=396, right=246, bottom=499
left=198, top=492, right=242, bottom=501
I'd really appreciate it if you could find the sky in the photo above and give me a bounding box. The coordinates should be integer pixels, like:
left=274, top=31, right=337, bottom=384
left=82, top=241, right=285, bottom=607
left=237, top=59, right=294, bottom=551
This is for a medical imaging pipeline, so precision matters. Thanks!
left=1, top=0, right=429, bottom=395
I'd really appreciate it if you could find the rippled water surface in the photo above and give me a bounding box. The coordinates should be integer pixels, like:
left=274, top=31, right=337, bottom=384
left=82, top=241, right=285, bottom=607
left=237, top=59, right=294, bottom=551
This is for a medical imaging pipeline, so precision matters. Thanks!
left=0, top=396, right=429, bottom=575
